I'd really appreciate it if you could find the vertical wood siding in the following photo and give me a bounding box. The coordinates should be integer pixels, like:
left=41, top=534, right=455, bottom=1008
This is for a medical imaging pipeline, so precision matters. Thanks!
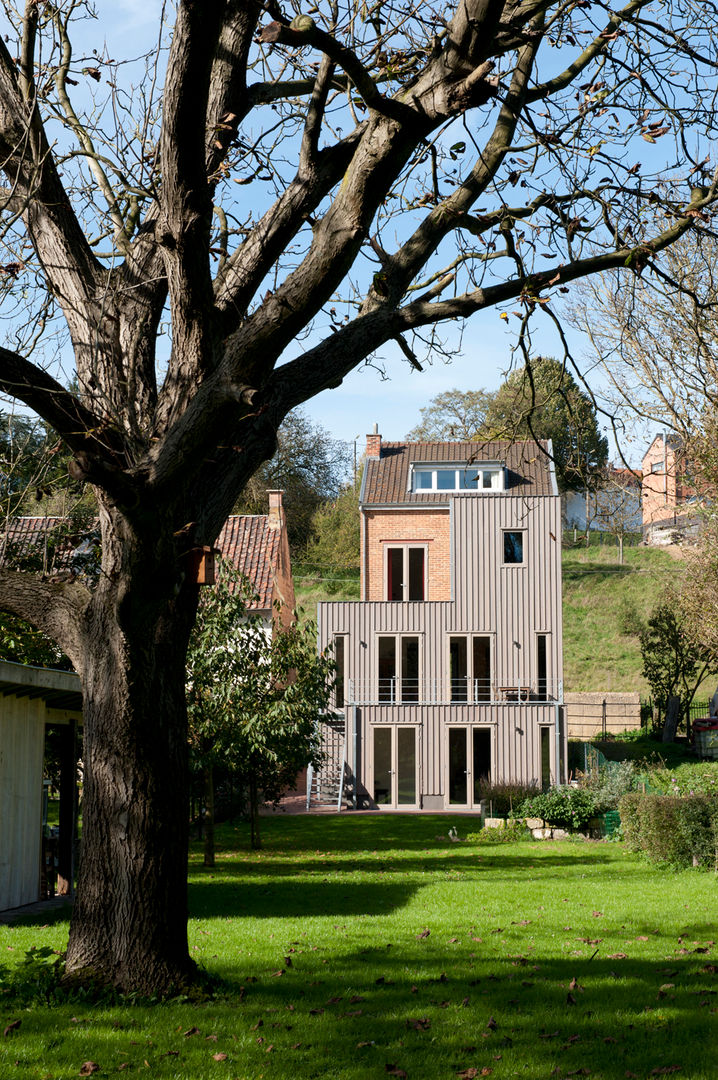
left=319, top=493, right=563, bottom=804
left=0, top=696, right=45, bottom=910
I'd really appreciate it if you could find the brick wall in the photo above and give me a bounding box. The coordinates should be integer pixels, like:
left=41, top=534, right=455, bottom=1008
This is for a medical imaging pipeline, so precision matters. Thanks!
left=363, top=508, right=451, bottom=600
left=565, top=691, right=641, bottom=739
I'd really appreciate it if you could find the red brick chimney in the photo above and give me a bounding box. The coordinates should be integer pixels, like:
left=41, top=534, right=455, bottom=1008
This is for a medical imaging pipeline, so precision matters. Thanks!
left=267, top=489, right=284, bottom=528
left=365, top=423, right=382, bottom=459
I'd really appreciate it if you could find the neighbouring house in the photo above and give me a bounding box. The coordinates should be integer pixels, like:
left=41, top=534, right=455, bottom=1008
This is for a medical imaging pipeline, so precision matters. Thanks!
left=216, top=490, right=295, bottom=630
left=641, top=433, right=700, bottom=544
left=564, top=467, right=642, bottom=535
left=0, top=491, right=294, bottom=911
left=314, top=431, right=567, bottom=811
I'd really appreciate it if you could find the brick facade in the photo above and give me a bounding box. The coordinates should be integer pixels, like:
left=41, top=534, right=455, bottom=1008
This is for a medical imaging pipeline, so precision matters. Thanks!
left=363, top=507, right=451, bottom=600
left=641, top=434, right=696, bottom=531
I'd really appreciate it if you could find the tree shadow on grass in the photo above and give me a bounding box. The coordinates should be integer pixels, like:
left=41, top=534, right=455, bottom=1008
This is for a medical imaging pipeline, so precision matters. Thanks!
left=200, top=946, right=718, bottom=1079
left=188, top=876, right=421, bottom=920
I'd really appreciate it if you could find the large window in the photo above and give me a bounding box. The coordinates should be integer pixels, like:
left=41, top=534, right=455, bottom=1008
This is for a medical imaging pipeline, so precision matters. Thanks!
left=377, top=635, right=420, bottom=702
left=449, top=635, right=492, bottom=702
left=386, top=545, right=425, bottom=600
left=412, top=464, right=505, bottom=493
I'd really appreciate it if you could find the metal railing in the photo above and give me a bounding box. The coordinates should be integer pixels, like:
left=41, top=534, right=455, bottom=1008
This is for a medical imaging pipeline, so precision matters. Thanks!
left=341, top=677, right=563, bottom=707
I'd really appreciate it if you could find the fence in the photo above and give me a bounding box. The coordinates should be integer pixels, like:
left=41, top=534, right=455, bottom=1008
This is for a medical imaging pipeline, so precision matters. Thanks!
left=641, top=698, right=712, bottom=735
left=564, top=692, right=641, bottom=740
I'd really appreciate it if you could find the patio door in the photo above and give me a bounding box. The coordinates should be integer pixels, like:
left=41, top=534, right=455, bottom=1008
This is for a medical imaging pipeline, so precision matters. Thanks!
left=446, top=726, right=492, bottom=807
left=372, top=726, right=418, bottom=808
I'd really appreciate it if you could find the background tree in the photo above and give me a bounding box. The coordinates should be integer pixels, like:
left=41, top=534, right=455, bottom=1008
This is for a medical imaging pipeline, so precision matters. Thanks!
left=303, top=480, right=361, bottom=582
left=233, top=409, right=350, bottom=555
left=640, top=603, right=713, bottom=726
left=482, top=358, right=609, bottom=491
left=186, top=562, right=332, bottom=854
left=0, top=0, right=714, bottom=992
left=405, top=389, right=496, bottom=441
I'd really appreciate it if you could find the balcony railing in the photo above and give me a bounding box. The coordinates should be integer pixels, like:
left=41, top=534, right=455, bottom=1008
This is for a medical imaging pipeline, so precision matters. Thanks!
left=341, top=677, right=563, bottom=707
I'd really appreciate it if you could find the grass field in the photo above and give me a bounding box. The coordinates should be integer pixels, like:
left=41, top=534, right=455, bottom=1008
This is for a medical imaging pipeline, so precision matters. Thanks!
left=1, top=816, right=716, bottom=1079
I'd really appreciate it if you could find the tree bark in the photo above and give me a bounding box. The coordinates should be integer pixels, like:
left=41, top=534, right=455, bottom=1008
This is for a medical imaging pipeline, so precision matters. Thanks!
left=63, top=505, right=199, bottom=993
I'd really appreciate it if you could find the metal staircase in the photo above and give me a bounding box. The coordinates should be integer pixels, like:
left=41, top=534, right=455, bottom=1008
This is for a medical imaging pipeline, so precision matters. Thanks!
left=306, top=714, right=349, bottom=811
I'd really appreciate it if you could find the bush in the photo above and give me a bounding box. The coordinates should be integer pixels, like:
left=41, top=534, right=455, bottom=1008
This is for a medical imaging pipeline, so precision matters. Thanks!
left=519, top=786, right=599, bottom=830
left=619, top=793, right=718, bottom=869
left=580, top=759, right=637, bottom=811
left=636, top=761, right=718, bottom=798
left=465, top=821, right=533, bottom=844
left=475, top=780, right=540, bottom=818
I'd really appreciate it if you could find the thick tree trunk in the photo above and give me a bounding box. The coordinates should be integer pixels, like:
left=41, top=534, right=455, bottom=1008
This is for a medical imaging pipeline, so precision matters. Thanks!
left=63, top=508, right=199, bottom=993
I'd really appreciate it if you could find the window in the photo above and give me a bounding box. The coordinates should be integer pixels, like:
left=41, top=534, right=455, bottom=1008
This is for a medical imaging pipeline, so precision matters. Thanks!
left=449, top=635, right=492, bottom=702
left=386, top=546, right=425, bottom=600
left=411, top=464, right=504, bottom=493
left=377, top=635, right=420, bottom=702
left=650, top=461, right=663, bottom=473
left=537, top=634, right=547, bottom=701
left=503, top=530, right=524, bottom=564
left=334, top=635, right=346, bottom=708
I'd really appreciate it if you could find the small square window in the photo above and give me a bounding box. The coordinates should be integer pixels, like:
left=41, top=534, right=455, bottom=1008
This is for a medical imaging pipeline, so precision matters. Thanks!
left=414, top=470, right=433, bottom=489
left=436, top=470, right=456, bottom=490
left=503, top=531, right=524, bottom=564
left=459, top=469, right=479, bottom=490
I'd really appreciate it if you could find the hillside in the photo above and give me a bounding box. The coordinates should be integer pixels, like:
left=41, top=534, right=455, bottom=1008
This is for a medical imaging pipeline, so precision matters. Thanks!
left=295, top=541, right=702, bottom=697
left=561, top=541, right=684, bottom=693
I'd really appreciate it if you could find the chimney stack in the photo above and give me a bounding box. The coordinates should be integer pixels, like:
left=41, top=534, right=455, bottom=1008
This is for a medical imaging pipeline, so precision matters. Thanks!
left=267, top=489, right=284, bottom=527
left=365, top=423, right=382, bottom=459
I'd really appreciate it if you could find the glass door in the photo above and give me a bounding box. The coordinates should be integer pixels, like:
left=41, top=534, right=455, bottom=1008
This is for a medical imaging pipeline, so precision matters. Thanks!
left=446, top=727, right=492, bottom=807
left=372, top=727, right=418, bottom=807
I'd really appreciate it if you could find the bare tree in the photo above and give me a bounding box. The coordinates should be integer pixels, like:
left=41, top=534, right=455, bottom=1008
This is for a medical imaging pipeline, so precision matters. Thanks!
left=0, top=0, right=716, bottom=993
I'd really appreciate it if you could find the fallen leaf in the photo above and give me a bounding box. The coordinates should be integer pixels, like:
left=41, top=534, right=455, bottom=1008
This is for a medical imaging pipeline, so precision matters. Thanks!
left=456, top=1070, right=478, bottom=1079
left=417, top=929, right=430, bottom=939
left=3, top=1020, right=21, bottom=1037
left=205, top=1034, right=218, bottom=1041
left=539, top=1031, right=559, bottom=1039
left=349, top=995, right=365, bottom=1004
left=566, top=992, right=577, bottom=1005
left=184, top=1027, right=201, bottom=1037
left=79, top=1065, right=100, bottom=1077
left=213, top=1052, right=228, bottom=1061
left=251, top=1021, right=263, bottom=1031
left=406, top=1017, right=431, bottom=1031
left=385, top=1066, right=408, bottom=1078
left=569, top=978, right=584, bottom=992
left=486, top=1017, right=498, bottom=1030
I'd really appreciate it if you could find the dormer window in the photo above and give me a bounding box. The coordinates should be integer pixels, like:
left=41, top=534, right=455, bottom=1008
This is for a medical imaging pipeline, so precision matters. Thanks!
left=411, top=464, right=505, bottom=493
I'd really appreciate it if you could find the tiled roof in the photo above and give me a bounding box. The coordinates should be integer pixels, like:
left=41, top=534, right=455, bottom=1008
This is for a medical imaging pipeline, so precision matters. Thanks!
left=216, top=515, right=281, bottom=610
left=0, top=516, right=89, bottom=574
left=361, top=440, right=556, bottom=505
left=1, top=515, right=283, bottom=609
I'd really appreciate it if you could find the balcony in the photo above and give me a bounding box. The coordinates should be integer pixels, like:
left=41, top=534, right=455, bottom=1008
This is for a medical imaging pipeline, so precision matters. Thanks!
left=341, top=677, right=563, bottom=707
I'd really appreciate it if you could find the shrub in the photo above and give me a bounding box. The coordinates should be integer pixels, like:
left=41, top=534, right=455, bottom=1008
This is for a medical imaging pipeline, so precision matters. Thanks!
left=618, top=793, right=718, bottom=869
left=475, top=780, right=540, bottom=818
left=637, top=761, right=718, bottom=798
left=519, top=786, right=599, bottom=830
left=465, top=821, right=533, bottom=844
left=580, top=759, right=637, bottom=811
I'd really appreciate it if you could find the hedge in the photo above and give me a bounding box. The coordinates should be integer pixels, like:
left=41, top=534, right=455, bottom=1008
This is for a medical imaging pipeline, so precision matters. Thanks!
left=619, top=793, right=718, bottom=869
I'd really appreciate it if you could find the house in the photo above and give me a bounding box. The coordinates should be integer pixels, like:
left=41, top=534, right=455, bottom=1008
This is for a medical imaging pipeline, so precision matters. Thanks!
left=315, top=431, right=566, bottom=811
left=564, top=467, right=642, bottom=535
left=216, top=490, right=295, bottom=629
left=0, top=491, right=294, bottom=911
left=641, top=434, right=700, bottom=544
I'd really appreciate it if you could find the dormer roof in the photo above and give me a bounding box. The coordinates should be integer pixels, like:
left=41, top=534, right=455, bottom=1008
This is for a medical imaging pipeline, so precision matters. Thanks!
left=361, top=439, right=557, bottom=506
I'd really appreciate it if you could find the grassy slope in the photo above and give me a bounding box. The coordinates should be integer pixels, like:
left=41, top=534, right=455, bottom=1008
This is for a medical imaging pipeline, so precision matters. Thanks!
left=561, top=541, right=685, bottom=694
left=295, top=543, right=693, bottom=696
left=1, top=816, right=717, bottom=1079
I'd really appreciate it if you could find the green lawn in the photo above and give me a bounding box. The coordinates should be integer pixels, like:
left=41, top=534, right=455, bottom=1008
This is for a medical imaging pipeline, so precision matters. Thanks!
left=1, top=815, right=716, bottom=1079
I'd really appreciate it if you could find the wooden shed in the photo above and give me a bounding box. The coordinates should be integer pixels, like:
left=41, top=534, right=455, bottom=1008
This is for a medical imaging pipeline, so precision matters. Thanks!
left=0, top=660, right=81, bottom=912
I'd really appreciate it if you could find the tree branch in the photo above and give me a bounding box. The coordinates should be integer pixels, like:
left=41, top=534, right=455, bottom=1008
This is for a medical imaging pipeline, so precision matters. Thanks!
left=0, top=568, right=89, bottom=669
